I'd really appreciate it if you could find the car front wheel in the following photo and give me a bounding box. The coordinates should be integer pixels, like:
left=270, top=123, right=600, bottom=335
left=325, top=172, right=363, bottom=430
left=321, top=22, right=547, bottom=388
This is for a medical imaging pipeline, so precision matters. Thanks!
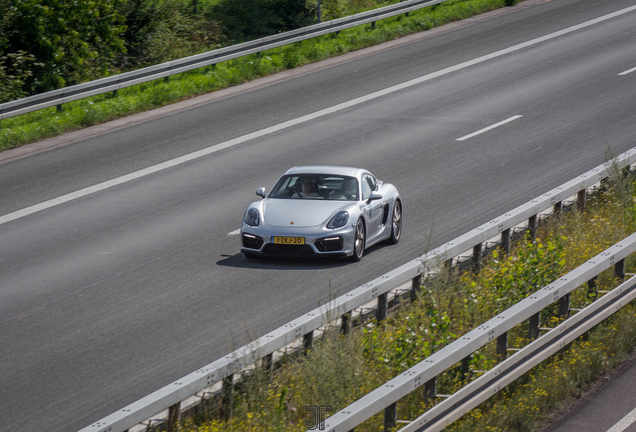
left=351, top=218, right=365, bottom=262
left=387, top=199, right=402, bottom=244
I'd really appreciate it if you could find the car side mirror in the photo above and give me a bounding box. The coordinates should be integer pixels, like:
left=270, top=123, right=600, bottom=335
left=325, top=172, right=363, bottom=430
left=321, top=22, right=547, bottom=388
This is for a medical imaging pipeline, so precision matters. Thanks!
left=367, top=191, right=382, bottom=204
left=256, top=187, right=266, bottom=199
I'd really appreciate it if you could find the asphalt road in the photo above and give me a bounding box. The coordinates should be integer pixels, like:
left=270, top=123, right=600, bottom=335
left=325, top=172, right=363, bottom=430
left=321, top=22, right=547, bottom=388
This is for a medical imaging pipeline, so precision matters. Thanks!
left=1, top=0, right=636, bottom=430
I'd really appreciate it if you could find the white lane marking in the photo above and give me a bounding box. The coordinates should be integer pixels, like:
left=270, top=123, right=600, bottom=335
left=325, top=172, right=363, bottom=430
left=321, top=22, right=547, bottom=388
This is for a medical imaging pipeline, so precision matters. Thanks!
left=2, top=5, right=636, bottom=227
left=456, top=115, right=523, bottom=141
left=607, top=405, right=636, bottom=432
left=618, top=66, right=636, bottom=76
left=228, top=229, right=241, bottom=236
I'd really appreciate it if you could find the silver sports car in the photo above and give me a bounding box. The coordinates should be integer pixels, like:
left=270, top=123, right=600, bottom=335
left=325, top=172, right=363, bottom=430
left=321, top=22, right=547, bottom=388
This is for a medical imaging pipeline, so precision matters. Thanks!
left=240, top=166, right=402, bottom=261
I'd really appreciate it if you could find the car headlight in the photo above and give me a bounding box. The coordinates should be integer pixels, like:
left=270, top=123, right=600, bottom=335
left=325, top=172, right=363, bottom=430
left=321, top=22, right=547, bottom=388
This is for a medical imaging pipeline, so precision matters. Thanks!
left=327, top=211, right=349, bottom=229
left=244, top=208, right=260, bottom=226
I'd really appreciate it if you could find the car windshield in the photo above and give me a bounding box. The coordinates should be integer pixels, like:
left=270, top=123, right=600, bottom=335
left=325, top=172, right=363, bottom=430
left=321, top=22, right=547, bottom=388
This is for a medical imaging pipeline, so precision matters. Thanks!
left=269, top=174, right=359, bottom=201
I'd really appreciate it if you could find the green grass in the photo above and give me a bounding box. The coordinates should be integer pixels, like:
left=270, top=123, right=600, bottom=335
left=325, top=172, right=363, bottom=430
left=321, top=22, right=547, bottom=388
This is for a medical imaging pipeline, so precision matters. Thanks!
left=0, top=0, right=514, bottom=152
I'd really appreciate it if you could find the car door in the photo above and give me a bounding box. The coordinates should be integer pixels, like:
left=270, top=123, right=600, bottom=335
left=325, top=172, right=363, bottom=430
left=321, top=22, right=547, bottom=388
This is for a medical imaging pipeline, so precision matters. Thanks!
left=361, top=173, right=383, bottom=242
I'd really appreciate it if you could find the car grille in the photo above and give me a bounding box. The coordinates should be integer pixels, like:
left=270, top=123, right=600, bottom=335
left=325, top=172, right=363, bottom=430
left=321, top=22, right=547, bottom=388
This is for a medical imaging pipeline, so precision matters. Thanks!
left=315, top=236, right=344, bottom=252
left=262, top=244, right=315, bottom=255
left=242, top=233, right=264, bottom=250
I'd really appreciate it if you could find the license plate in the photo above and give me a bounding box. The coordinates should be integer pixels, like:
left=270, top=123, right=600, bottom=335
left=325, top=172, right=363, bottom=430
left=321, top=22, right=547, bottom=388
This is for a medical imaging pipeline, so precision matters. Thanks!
left=272, top=236, right=305, bottom=245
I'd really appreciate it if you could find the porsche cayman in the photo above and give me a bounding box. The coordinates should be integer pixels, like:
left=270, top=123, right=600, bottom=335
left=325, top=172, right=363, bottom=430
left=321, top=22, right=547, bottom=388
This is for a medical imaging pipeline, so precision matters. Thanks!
left=240, top=166, right=402, bottom=261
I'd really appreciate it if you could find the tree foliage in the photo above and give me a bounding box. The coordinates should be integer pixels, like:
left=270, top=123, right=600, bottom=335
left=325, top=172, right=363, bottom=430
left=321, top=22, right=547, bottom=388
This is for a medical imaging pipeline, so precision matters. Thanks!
left=1, top=0, right=127, bottom=93
left=116, top=0, right=174, bottom=67
left=0, top=51, right=42, bottom=103
left=0, top=0, right=313, bottom=101
left=117, top=0, right=225, bottom=68
left=207, top=0, right=311, bottom=43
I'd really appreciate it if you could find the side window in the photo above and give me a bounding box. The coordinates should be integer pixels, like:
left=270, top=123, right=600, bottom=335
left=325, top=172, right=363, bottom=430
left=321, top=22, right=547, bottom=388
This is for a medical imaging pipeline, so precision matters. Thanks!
left=369, top=175, right=378, bottom=191
left=361, top=174, right=373, bottom=200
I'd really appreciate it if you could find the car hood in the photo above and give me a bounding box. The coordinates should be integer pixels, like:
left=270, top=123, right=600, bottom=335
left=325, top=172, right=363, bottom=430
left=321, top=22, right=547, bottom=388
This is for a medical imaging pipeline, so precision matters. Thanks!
left=263, top=199, right=350, bottom=227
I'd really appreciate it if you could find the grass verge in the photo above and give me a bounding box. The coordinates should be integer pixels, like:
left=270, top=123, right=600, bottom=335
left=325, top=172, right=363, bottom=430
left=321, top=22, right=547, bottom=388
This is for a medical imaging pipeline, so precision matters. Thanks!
left=0, top=0, right=517, bottom=152
left=169, top=162, right=636, bottom=431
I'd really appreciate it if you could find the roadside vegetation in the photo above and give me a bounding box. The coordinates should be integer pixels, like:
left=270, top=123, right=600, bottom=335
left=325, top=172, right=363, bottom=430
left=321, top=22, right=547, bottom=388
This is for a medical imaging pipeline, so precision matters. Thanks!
left=169, top=161, right=636, bottom=431
left=0, top=0, right=522, bottom=151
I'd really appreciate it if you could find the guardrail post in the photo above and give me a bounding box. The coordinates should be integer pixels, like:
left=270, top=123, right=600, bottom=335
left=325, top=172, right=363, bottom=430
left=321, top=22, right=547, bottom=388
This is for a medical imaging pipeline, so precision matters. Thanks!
left=472, top=243, right=482, bottom=274
left=496, top=332, right=508, bottom=361
left=529, top=312, right=540, bottom=340
left=221, top=375, right=233, bottom=420
left=461, top=356, right=470, bottom=382
left=263, top=353, right=273, bottom=376
left=167, top=401, right=180, bottom=432
left=553, top=201, right=562, bottom=217
left=559, top=294, right=570, bottom=318
left=303, top=331, right=314, bottom=354
left=424, top=377, right=437, bottom=400
left=577, top=189, right=587, bottom=212
left=587, top=276, right=598, bottom=300
left=622, top=165, right=631, bottom=179
left=501, top=228, right=511, bottom=256
left=411, top=274, right=422, bottom=302
left=528, top=214, right=538, bottom=240
left=56, top=104, right=63, bottom=113
left=341, top=312, right=351, bottom=335
left=384, top=402, right=397, bottom=432
left=616, top=258, right=625, bottom=281
left=378, top=293, right=388, bottom=322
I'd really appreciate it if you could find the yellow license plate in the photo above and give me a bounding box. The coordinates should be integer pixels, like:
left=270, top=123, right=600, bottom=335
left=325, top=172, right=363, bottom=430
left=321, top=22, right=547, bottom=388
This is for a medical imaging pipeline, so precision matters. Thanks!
left=272, top=236, right=305, bottom=245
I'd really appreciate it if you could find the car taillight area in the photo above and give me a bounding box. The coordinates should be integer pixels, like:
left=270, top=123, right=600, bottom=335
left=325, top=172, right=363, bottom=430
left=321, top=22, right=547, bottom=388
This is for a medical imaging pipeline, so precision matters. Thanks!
left=315, top=236, right=344, bottom=252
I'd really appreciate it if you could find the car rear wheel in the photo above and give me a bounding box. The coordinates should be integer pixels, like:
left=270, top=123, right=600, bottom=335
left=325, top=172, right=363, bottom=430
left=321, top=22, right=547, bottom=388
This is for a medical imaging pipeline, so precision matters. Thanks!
left=351, top=218, right=365, bottom=262
left=387, top=200, right=402, bottom=244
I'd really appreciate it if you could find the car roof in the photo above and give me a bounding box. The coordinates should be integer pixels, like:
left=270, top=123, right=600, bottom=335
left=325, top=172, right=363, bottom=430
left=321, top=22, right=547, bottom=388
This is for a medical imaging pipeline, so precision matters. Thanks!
left=284, top=166, right=365, bottom=177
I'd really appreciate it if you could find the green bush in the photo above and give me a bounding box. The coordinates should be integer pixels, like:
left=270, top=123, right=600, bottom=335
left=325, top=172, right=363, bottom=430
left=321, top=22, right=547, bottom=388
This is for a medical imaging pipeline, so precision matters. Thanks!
left=0, top=51, right=41, bottom=103
left=117, top=0, right=226, bottom=68
left=1, top=0, right=126, bottom=93
left=206, top=0, right=312, bottom=43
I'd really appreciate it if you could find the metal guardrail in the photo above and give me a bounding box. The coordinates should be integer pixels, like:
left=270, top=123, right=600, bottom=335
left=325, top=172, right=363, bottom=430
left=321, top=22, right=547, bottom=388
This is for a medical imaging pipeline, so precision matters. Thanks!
left=402, top=273, right=636, bottom=432
left=79, top=147, right=636, bottom=432
left=0, top=0, right=447, bottom=121
left=322, top=232, right=636, bottom=432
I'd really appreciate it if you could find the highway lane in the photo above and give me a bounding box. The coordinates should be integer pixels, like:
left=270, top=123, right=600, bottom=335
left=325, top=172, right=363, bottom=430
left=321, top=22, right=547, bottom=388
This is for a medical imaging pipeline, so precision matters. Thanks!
left=1, top=0, right=636, bottom=430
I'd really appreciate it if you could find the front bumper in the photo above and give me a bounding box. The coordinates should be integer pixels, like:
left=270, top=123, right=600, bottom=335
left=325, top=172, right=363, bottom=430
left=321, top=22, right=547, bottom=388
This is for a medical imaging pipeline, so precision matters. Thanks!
left=240, top=223, right=355, bottom=257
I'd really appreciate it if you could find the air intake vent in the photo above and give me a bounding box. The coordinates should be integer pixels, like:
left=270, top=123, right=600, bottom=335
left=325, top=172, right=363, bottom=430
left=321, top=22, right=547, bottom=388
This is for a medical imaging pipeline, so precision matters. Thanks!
left=242, top=233, right=264, bottom=250
left=315, top=236, right=344, bottom=252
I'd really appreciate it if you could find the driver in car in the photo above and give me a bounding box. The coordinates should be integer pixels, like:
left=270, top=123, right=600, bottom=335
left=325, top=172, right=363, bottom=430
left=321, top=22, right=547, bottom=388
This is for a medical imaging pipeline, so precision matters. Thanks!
left=330, top=177, right=357, bottom=200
